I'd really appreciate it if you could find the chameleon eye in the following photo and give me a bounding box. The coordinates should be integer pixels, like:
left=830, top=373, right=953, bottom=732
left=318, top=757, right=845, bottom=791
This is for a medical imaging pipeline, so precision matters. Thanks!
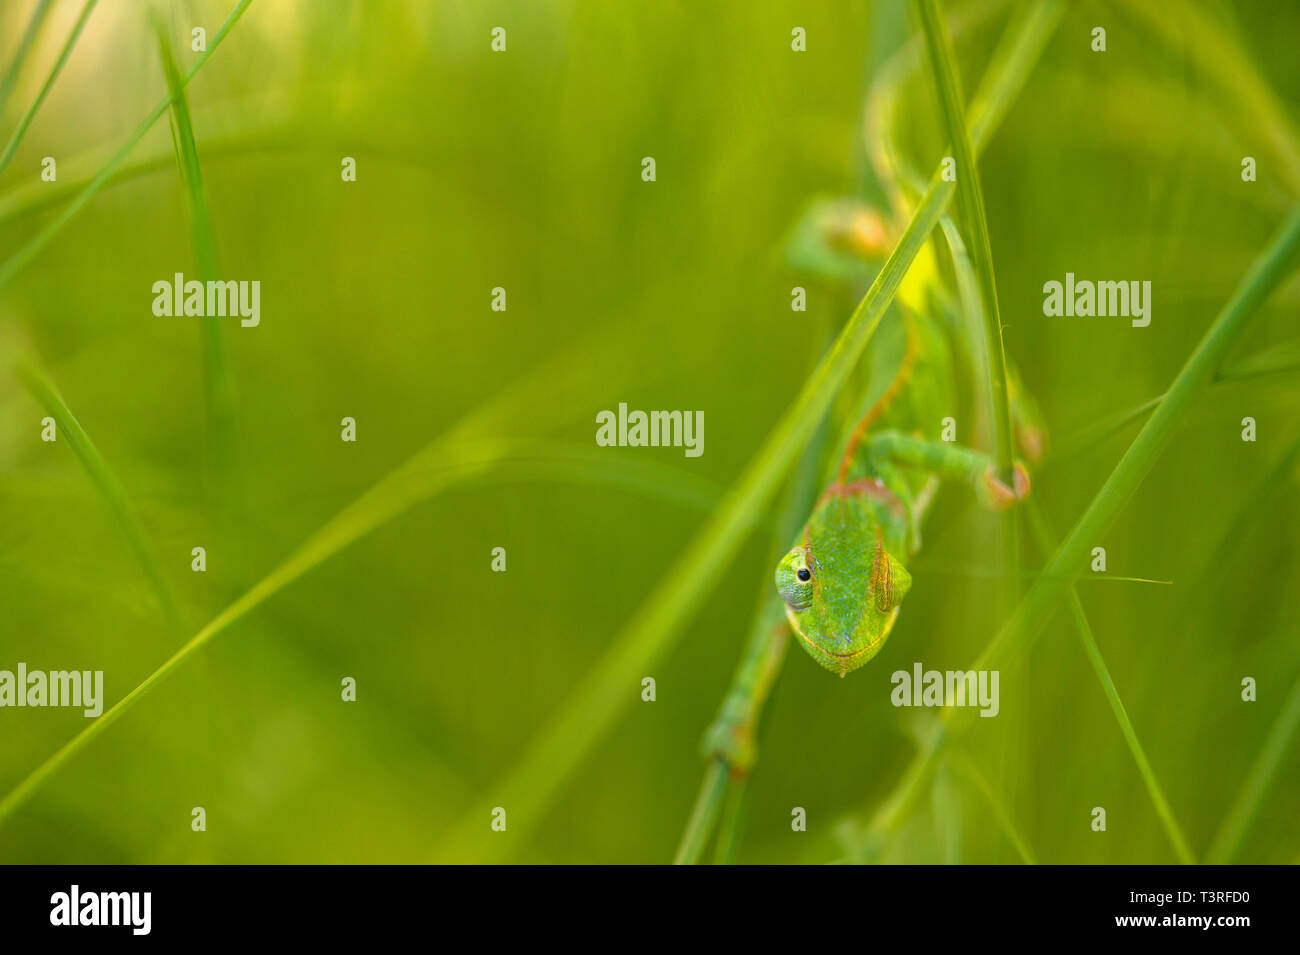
left=797, top=568, right=811, bottom=582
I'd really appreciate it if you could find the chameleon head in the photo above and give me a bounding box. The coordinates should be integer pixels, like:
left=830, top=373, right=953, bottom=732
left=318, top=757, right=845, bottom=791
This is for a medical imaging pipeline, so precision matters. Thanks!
left=774, top=530, right=912, bottom=677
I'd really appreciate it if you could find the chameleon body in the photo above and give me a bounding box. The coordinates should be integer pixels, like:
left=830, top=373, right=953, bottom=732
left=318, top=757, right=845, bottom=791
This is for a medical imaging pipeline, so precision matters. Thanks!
left=776, top=201, right=1037, bottom=677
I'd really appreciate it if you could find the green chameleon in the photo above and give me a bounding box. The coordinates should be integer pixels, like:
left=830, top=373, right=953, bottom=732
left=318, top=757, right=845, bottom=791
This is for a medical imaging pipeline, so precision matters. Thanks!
left=776, top=197, right=1045, bottom=677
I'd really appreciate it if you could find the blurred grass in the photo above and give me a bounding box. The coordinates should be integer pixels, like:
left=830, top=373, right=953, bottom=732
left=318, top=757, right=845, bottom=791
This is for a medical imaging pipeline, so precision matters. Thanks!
left=154, top=13, right=235, bottom=471
left=0, top=0, right=252, bottom=290
left=850, top=204, right=1300, bottom=862
left=1026, top=499, right=1195, bottom=864
left=0, top=0, right=54, bottom=121
left=14, top=360, right=182, bottom=634
left=0, top=0, right=95, bottom=179
left=0, top=0, right=1298, bottom=864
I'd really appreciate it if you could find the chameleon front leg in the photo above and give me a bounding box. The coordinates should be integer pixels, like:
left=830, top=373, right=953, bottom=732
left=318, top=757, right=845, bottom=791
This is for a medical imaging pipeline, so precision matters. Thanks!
left=861, top=430, right=1030, bottom=511
left=677, top=607, right=789, bottom=864
left=699, top=607, right=790, bottom=774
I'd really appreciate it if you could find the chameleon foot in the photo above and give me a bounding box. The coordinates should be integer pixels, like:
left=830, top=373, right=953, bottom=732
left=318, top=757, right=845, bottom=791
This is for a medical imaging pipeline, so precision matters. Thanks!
left=980, top=461, right=1031, bottom=510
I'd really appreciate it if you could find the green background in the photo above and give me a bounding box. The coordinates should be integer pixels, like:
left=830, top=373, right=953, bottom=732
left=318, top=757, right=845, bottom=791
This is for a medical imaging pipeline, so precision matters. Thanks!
left=0, top=0, right=1297, bottom=863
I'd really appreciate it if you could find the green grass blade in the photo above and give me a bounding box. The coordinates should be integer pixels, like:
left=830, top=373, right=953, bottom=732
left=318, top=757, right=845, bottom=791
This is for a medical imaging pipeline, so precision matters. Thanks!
left=861, top=205, right=1300, bottom=852
left=710, top=776, right=748, bottom=865
left=0, top=434, right=743, bottom=831
left=0, top=0, right=255, bottom=293
left=972, top=208, right=1300, bottom=673
left=0, top=0, right=55, bottom=117
left=432, top=0, right=1066, bottom=866
left=867, top=0, right=1010, bottom=206
left=916, top=0, right=1015, bottom=484
left=0, top=0, right=97, bottom=179
left=1218, top=336, right=1300, bottom=382
left=675, top=320, right=833, bottom=865
left=1206, top=672, right=1300, bottom=863
left=153, top=16, right=234, bottom=467
left=14, top=360, right=182, bottom=635
left=1027, top=499, right=1196, bottom=864
left=937, top=213, right=1021, bottom=612
left=920, top=0, right=1026, bottom=629
left=436, top=179, right=949, bottom=863
left=1051, top=337, right=1300, bottom=462
left=672, top=761, right=728, bottom=865
left=0, top=323, right=647, bottom=828
left=1050, top=396, right=1164, bottom=462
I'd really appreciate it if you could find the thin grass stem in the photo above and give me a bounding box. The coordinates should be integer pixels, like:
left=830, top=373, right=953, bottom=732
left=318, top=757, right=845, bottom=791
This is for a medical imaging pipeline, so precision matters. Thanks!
left=0, top=0, right=255, bottom=292
left=859, top=206, right=1300, bottom=855
left=673, top=761, right=727, bottom=865
left=430, top=0, right=1066, bottom=866
left=1051, top=337, right=1300, bottom=462
left=14, top=360, right=182, bottom=635
left=712, top=777, right=748, bottom=865
left=916, top=0, right=1015, bottom=485
left=0, top=0, right=55, bottom=118
left=0, top=0, right=97, bottom=180
left=0, top=324, right=648, bottom=828
left=153, top=17, right=235, bottom=468
left=1027, top=499, right=1196, bottom=864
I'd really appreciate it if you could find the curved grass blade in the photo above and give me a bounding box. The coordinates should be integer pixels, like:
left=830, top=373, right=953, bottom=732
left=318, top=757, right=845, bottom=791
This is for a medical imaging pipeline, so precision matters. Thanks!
left=0, top=0, right=97, bottom=180
left=14, top=360, right=182, bottom=635
left=0, top=0, right=255, bottom=293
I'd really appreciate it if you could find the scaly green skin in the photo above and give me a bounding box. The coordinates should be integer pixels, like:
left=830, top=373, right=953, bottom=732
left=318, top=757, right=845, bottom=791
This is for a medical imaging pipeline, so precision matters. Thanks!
left=774, top=203, right=1034, bottom=676
left=776, top=478, right=912, bottom=673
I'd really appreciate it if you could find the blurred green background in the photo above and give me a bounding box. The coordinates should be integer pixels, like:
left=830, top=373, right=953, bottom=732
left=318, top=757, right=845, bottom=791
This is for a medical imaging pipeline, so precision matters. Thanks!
left=0, top=0, right=1297, bottom=864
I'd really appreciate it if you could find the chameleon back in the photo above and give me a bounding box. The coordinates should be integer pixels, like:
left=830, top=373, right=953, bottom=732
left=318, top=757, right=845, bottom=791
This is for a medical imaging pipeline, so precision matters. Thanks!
left=837, top=300, right=958, bottom=547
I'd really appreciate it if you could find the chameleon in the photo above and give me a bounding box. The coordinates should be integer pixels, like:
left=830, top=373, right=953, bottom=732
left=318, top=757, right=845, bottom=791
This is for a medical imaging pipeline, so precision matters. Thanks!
left=697, top=197, right=1048, bottom=774
left=776, top=197, right=1044, bottom=677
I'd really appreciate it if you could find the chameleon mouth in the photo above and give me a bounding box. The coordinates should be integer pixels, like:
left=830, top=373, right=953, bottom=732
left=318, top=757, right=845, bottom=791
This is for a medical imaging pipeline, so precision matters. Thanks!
left=785, top=607, right=900, bottom=669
